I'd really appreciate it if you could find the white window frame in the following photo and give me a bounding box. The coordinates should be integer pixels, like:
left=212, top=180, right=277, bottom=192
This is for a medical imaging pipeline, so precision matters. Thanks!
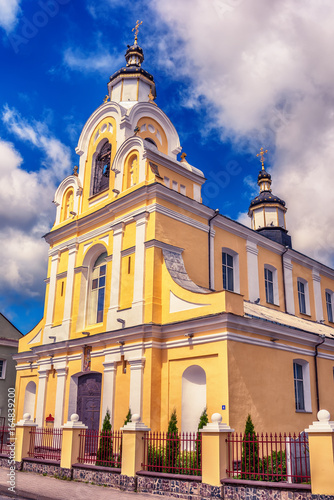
left=293, top=359, right=312, bottom=412
left=325, top=289, right=334, bottom=323
left=164, top=176, right=170, bottom=188
left=297, top=278, right=310, bottom=315
left=88, top=252, right=108, bottom=325
left=221, top=248, right=240, bottom=294
left=0, top=360, right=7, bottom=379
left=264, top=264, right=279, bottom=305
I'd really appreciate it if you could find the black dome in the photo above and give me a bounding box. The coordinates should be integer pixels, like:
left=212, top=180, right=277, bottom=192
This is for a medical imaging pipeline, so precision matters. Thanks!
left=250, top=191, right=286, bottom=208
left=257, top=169, right=271, bottom=182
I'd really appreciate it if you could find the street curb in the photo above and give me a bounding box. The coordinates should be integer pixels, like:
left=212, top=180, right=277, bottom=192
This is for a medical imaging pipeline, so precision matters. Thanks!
left=0, top=483, right=57, bottom=500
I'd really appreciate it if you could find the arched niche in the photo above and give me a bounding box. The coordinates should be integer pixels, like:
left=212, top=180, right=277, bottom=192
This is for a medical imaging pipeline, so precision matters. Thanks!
left=181, top=365, right=206, bottom=434
left=23, top=381, right=36, bottom=418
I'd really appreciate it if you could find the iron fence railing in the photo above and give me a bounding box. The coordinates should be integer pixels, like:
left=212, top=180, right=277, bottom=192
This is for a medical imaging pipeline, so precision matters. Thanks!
left=28, top=427, right=62, bottom=461
left=0, top=427, right=15, bottom=456
left=78, top=429, right=122, bottom=468
left=142, top=432, right=202, bottom=476
left=226, top=432, right=310, bottom=483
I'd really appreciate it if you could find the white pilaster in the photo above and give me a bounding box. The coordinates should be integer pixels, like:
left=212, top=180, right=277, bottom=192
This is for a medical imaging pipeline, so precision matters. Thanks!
left=101, top=360, right=117, bottom=426
left=246, top=241, right=260, bottom=302
left=283, top=257, right=295, bottom=315
left=106, top=222, right=124, bottom=330
left=53, top=366, right=68, bottom=428
left=62, top=244, right=78, bottom=338
left=44, top=251, right=60, bottom=331
left=132, top=212, right=148, bottom=322
left=312, top=270, right=324, bottom=322
left=35, top=363, right=52, bottom=427
left=209, top=228, right=216, bottom=290
left=128, top=358, right=145, bottom=418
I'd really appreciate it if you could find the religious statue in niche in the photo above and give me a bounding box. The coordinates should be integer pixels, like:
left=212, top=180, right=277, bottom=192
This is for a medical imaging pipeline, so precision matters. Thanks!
left=83, top=346, right=92, bottom=372
left=91, top=141, right=111, bottom=195
left=65, top=191, right=74, bottom=219
left=129, top=156, right=138, bottom=187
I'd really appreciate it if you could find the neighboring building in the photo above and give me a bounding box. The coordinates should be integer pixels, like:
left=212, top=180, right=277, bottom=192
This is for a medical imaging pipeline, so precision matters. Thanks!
left=0, top=314, right=22, bottom=425
left=14, top=37, right=334, bottom=434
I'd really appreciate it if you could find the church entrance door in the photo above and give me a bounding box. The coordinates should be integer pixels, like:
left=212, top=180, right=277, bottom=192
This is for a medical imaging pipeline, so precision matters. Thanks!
left=77, top=373, right=102, bottom=430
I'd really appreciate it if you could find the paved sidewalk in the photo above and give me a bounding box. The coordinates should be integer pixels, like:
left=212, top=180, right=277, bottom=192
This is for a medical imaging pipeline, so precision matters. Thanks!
left=0, top=468, right=168, bottom=500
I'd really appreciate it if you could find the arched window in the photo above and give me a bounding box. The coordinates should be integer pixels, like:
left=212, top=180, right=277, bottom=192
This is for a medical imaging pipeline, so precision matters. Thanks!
left=89, top=252, right=107, bottom=324
left=91, top=142, right=111, bottom=196
left=144, top=137, right=157, bottom=148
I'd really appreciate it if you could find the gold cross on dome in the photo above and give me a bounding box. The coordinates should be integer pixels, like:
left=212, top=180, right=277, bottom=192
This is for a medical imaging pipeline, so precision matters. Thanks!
left=132, top=20, right=143, bottom=44
left=256, top=147, right=268, bottom=170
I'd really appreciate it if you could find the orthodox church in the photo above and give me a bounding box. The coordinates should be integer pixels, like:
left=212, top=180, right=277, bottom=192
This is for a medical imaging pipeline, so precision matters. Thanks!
left=14, top=28, right=334, bottom=434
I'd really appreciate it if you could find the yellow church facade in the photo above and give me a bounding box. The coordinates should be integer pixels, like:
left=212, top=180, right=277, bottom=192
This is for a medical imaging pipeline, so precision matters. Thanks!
left=14, top=39, right=334, bottom=435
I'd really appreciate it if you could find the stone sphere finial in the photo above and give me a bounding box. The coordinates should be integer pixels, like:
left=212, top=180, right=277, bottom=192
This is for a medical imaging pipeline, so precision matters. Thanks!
left=23, top=413, right=31, bottom=421
left=211, top=413, right=222, bottom=423
left=131, top=414, right=140, bottom=423
left=317, top=409, right=330, bottom=422
left=70, top=413, right=79, bottom=422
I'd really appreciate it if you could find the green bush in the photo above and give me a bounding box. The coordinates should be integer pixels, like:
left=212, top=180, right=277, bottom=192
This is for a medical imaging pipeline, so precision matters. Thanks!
left=241, top=414, right=259, bottom=480
left=166, top=409, right=179, bottom=473
left=261, top=450, right=286, bottom=482
left=96, top=409, right=114, bottom=467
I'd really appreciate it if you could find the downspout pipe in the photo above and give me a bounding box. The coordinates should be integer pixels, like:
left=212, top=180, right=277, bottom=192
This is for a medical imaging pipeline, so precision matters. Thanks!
left=281, top=246, right=289, bottom=313
left=208, top=209, right=220, bottom=291
left=314, top=334, right=326, bottom=413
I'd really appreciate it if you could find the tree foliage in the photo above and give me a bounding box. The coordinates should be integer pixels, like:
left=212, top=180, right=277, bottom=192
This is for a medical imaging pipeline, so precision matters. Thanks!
left=241, top=414, right=259, bottom=480
left=166, top=408, right=179, bottom=473
left=96, top=409, right=113, bottom=467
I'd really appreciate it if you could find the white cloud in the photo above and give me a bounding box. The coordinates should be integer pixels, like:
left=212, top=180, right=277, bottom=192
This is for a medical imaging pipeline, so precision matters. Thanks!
left=150, top=0, right=334, bottom=267
left=63, top=46, right=123, bottom=75
left=0, top=109, right=72, bottom=299
left=0, top=0, right=21, bottom=32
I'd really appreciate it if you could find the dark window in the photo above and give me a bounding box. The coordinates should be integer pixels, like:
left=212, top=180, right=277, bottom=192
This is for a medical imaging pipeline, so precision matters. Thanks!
left=91, top=142, right=111, bottom=196
left=222, top=252, right=234, bottom=291
left=293, top=362, right=305, bottom=411
left=326, top=291, right=333, bottom=322
left=265, top=268, right=274, bottom=304
left=90, top=253, right=107, bottom=324
left=0, top=360, right=3, bottom=378
left=298, top=280, right=306, bottom=314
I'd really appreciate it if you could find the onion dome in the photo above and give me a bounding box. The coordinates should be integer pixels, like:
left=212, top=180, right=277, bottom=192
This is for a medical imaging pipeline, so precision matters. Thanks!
left=107, top=22, right=156, bottom=105
left=248, top=148, right=292, bottom=248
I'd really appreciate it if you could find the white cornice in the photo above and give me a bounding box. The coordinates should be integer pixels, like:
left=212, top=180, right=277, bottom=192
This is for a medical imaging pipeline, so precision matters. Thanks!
left=0, top=338, right=19, bottom=347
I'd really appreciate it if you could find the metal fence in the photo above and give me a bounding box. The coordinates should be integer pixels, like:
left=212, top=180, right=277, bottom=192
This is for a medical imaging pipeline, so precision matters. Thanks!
left=78, top=429, right=122, bottom=468
left=0, top=427, right=15, bottom=456
left=142, top=432, right=202, bottom=476
left=28, top=427, right=63, bottom=461
left=226, top=432, right=310, bottom=483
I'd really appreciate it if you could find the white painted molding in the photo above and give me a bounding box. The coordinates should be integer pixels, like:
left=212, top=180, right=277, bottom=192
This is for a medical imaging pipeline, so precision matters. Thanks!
left=305, top=410, right=334, bottom=433
left=200, top=413, right=234, bottom=433
left=169, top=291, right=207, bottom=313
left=145, top=239, right=184, bottom=254
left=62, top=413, right=88, bottom=429
left=121, top=413, right=150, bottom=432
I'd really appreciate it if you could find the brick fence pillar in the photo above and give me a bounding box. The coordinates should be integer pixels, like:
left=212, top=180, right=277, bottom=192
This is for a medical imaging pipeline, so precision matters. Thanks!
left=305, top=409, right=334, bottom=495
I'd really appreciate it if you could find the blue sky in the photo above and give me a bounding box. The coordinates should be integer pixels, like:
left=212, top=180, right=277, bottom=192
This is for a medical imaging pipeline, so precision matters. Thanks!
left=1, top=0, right=334, bottom=334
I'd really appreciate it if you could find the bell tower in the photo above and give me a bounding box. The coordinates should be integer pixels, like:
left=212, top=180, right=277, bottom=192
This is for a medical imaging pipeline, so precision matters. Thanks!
left=248, top=147, right=292, bottom=248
